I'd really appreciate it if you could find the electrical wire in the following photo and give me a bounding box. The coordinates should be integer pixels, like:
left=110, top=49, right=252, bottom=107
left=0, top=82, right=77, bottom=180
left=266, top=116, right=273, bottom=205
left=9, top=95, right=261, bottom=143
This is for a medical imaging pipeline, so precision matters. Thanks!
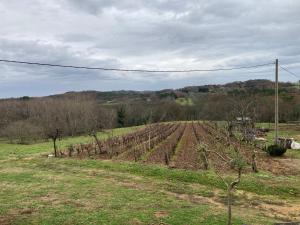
left=280, top=65, right=300, bottom=79
left=0, top=59, right=274, bottom=73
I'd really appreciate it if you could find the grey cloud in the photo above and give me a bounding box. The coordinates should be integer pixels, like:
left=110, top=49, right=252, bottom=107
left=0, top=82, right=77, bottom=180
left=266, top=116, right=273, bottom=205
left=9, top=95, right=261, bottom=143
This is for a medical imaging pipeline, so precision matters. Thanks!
left=64, top=0, right=195, bottom=15
left=0, top=0, right=299, bottom=97
left=66, top=1, right=299, bottom=63
left=0, top=38, right=122, bottom=81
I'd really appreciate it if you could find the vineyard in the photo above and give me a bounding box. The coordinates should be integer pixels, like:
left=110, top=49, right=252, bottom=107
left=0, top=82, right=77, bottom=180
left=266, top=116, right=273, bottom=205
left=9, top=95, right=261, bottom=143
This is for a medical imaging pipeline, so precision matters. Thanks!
left=60, top=122, right=296, bottom=175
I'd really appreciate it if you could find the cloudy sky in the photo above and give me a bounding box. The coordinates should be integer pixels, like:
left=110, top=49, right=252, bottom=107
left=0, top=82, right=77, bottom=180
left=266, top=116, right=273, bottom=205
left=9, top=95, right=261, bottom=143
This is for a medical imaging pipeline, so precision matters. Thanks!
left=0, top=0, right=299, bottom=97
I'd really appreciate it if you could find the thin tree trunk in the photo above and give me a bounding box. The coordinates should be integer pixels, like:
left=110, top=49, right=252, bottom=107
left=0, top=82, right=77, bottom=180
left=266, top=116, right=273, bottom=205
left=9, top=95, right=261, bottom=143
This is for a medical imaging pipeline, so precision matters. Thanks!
left=68, top=145, right=74, bottom=157
left=148, top=130, right=151, bottom=150
left=133, top=147, right=137, bottom=162
left=53, top=137, right=57, bottom=157
left=227, top=186, right=232, bottom=225
left=93, top=134, right=102, bottom=154
left=252, top=151, right=258, bottom=173
left=227, top=169, right=241, bottom=225
left=164, top=152, right=170, bottom=165
left=202, top=151, right=209, bottom=170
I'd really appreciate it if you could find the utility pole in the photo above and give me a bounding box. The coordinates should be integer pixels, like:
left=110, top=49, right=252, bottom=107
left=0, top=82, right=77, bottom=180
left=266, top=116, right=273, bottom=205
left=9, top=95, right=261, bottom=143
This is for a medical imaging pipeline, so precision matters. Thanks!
left=275, top=59, right=279, bottom=144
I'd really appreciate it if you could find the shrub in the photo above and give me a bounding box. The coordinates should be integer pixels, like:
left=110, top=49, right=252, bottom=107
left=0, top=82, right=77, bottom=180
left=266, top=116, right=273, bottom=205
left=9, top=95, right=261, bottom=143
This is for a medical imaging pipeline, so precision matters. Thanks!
left=266, top=144, right=287, bottom=156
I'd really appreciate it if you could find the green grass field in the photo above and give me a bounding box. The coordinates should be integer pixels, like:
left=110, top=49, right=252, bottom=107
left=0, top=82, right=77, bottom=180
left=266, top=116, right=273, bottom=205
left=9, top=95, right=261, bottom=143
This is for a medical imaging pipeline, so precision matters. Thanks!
left=175, top=98, right=194, bottom=106
left=0, top=125, right=299, bottom=225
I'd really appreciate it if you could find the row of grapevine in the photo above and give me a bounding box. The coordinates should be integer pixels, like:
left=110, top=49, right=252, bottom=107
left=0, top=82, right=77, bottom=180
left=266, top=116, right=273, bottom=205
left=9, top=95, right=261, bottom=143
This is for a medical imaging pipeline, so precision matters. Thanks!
left=117, top=123, right=180, bottom=161
left=146, top=123, right=186, bottom=165
left=62, top=123, right=176, bottom=158
left=102, top=123, right=173, bottom=156
left=172, top=123, right=200, bottom=169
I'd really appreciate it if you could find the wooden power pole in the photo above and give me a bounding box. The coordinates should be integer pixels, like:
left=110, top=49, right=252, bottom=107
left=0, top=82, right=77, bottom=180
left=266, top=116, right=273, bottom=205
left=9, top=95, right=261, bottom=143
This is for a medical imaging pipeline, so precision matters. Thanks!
left=275, top=59, right=279, bottom=144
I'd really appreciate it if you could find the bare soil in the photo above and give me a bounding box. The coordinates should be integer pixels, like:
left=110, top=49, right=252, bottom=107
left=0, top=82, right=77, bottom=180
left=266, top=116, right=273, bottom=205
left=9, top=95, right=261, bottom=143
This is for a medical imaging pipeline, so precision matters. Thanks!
left=63, top=121, right=300, bottom=176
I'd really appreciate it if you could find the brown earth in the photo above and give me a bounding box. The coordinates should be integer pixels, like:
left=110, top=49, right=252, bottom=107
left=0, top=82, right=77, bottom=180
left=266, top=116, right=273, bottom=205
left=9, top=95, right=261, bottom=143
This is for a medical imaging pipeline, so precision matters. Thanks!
left=63, top=121, right=300, bottom=176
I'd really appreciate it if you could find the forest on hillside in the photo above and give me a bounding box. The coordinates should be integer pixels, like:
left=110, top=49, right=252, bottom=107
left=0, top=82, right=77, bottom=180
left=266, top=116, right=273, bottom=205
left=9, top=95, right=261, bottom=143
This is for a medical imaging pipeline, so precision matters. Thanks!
left=0, top=79, right=299, bottom=144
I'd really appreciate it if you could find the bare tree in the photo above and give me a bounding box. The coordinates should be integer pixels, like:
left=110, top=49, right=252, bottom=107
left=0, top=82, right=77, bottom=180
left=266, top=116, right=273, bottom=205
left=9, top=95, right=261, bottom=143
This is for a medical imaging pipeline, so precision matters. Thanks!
left=48, top=128, right=61, bottom=157
left=85, top=105, right=117, bottom=154
left=213, top=150, right=245, bottom=225
left=197, top=144, right=246, bottom=225
left=37, top=100, right=66, bottom=157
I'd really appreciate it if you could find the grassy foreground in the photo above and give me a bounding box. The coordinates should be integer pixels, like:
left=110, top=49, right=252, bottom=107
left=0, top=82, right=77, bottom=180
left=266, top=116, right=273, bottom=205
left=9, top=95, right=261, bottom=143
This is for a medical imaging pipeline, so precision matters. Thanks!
left=0, top=125, right=299, bottom=225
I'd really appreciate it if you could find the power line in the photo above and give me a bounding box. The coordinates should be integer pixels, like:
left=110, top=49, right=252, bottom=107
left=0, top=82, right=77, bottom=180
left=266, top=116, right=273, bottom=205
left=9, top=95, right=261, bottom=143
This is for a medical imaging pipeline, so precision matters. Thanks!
left=279, top=65, right=300, bottom=79
left=0, top=59, right=274, bottom=73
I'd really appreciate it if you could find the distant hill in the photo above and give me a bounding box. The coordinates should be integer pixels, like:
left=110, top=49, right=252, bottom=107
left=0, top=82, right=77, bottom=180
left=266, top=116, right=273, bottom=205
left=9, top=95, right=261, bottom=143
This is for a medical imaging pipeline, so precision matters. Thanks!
left=28, top=79, right=298, bottom=104
left=1, top=79, right=299, bottom=134
left=1, top=79, right=299, bottom=106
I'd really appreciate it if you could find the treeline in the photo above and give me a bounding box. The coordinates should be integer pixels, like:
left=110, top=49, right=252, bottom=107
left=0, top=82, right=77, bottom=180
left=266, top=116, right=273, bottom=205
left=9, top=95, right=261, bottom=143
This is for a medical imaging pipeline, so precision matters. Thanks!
left=121, top=91, right=300, bottom=125
left=0, top=97, right=115, bottom=144
left=1, top=80, right=300, bottom=144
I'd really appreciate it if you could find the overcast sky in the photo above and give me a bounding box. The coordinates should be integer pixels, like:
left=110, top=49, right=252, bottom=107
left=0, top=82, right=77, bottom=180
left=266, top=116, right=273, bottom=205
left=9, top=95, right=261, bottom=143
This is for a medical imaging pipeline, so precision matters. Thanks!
left=0, top=0, right=299, bottom=97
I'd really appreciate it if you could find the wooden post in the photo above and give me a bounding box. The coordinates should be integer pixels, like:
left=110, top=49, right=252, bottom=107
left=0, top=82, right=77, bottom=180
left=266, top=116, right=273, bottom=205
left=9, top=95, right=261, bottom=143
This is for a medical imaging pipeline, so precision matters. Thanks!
left=148, top=129, right=151, bottom=150
left=275, top=59, right=279, bottom=144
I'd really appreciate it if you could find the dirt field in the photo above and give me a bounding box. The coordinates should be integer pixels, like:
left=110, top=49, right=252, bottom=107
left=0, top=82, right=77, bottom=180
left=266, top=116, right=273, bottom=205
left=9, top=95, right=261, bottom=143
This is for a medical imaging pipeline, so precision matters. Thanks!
left=62, top=122, right=300, bottom=176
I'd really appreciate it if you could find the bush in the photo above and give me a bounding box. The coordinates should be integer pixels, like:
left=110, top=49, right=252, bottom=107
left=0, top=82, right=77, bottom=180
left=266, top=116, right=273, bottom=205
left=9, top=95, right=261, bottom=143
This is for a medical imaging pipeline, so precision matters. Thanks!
left=266, top=144, right=287, bottom=156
